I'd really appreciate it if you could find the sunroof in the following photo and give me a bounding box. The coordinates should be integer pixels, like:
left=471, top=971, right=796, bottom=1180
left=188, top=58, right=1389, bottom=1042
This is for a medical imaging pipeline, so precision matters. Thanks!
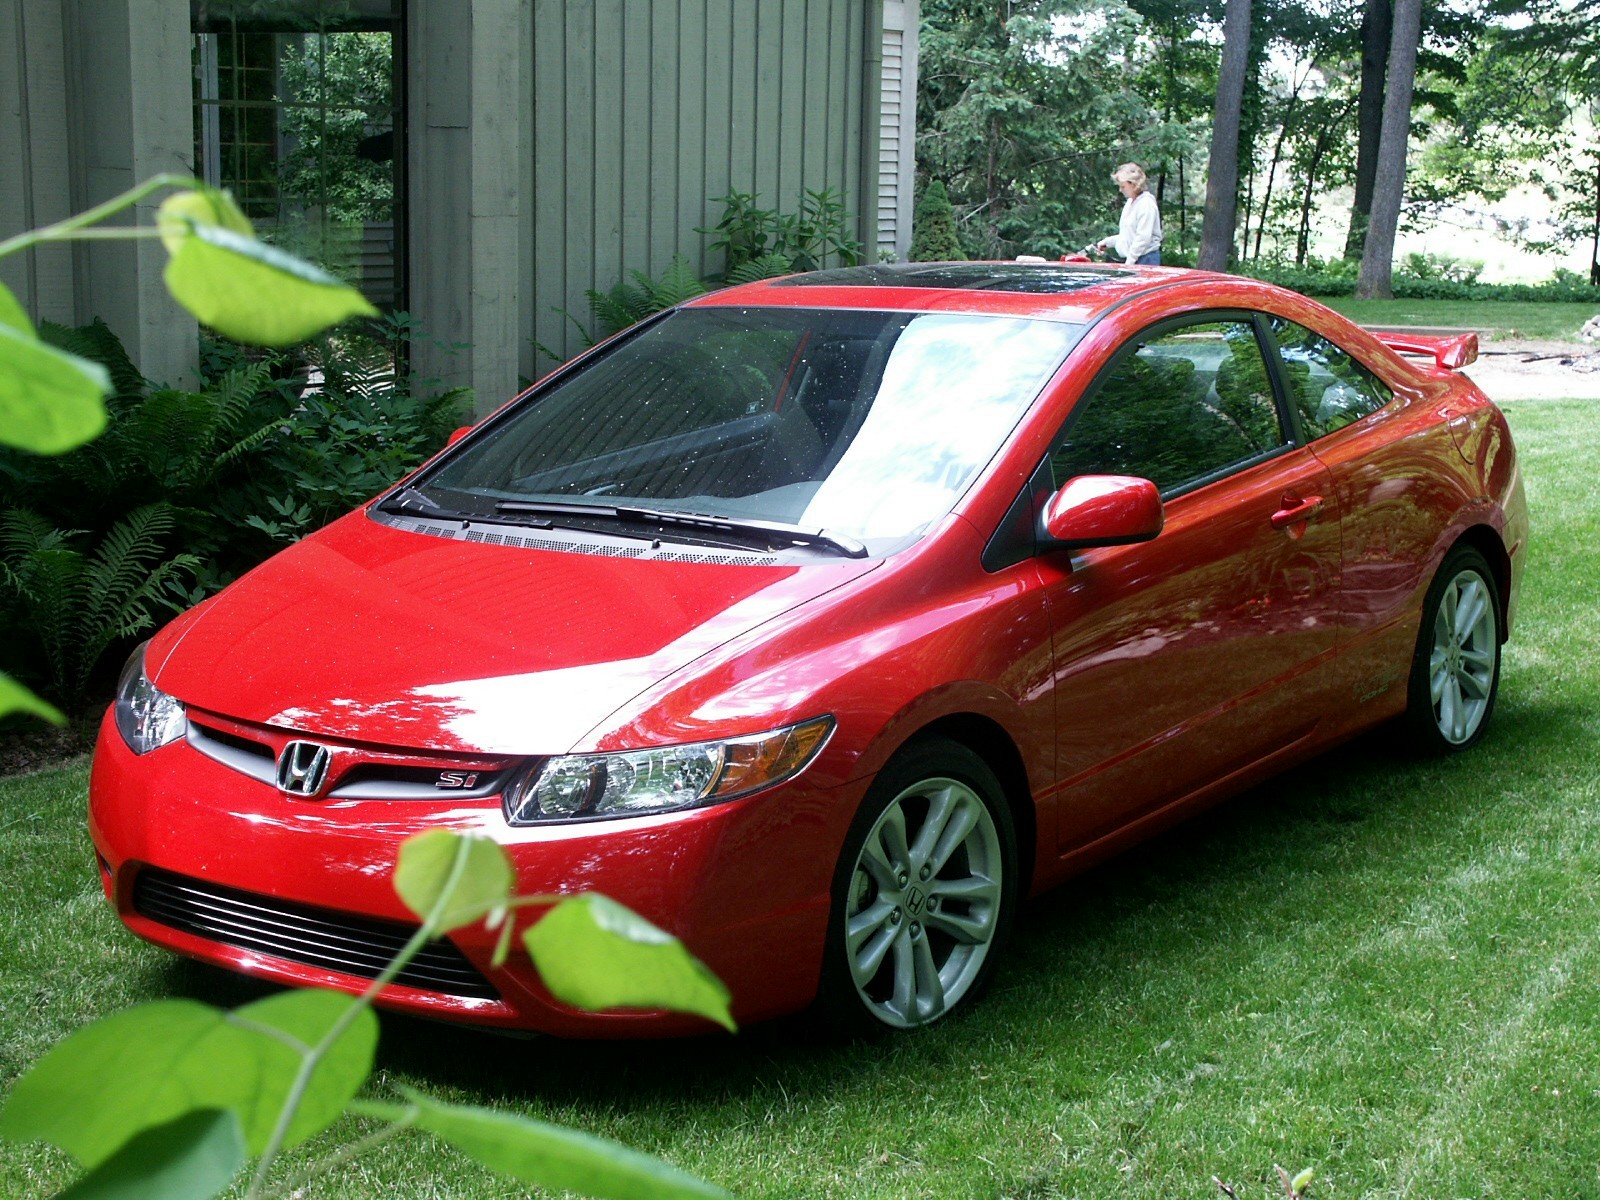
left=772, top=262, right=1134, bottom=294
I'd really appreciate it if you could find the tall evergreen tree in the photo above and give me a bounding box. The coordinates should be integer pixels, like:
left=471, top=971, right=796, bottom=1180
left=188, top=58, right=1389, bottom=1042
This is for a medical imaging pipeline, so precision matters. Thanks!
left=910, top=181, right=966, bottom=261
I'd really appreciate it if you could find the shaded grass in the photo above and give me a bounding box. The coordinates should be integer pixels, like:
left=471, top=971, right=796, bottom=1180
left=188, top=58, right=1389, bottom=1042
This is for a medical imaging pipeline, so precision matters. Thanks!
left=3, top=396, right=1599, bottom=1198
left=1314, top=298, right=1598, bottom=342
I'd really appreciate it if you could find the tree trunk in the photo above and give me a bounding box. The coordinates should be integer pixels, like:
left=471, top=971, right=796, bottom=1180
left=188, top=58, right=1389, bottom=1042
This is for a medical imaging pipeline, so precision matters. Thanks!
left=1296, top=105, right=1348, bottom=265
left=1199, top=0, right=1252, bottom=272
left=1355, top=0, right=1422, bottom=299
left=1590, top=151, right=1600, bottom=287
left=1178, top=154, right=1187, bottom=247
left=1254, top=73, right=1306, bottom=260
left=1343, top=0, right=1392, bottom=260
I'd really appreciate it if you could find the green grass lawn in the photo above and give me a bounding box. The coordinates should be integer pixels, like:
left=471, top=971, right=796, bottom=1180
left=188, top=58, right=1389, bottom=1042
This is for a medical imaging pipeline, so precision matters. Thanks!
left=5, top=395, right=1600, bottom=1199
left=1315, top=297, right=1598, bottom=343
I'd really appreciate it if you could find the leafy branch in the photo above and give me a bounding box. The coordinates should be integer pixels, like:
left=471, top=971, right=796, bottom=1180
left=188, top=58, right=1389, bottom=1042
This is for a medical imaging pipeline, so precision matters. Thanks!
left=0, top=830, right=734, bottom=1199
left=0, top=175, right=377, bottom=724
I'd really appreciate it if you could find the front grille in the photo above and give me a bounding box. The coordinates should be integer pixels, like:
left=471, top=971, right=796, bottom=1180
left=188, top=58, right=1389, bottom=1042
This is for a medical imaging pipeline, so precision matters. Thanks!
left=132, top=868, right=499, bottom=1001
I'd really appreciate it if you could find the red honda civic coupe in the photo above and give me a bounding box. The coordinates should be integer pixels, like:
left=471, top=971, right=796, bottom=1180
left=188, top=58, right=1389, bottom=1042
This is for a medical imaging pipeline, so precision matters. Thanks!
left=90, top=263, right=1527, bottom=1035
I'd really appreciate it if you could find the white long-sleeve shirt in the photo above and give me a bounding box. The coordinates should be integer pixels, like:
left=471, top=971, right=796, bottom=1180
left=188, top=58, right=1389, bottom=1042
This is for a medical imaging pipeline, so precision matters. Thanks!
left=1105, top=190, right=1162, bottom=263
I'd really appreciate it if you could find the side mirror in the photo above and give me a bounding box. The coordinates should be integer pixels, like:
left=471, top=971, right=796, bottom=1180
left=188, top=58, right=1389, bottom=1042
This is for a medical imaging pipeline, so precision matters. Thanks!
left=1041, top=474, right=1163, bottom=549
left=446, top=425, right=473, bottom=446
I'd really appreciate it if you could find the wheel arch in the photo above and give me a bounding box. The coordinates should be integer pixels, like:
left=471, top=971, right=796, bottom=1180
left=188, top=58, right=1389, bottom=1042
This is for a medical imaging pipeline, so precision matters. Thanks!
left=1451, top=524, right=1512, bottom=643
left=902, top=713, right=1037, bottom=897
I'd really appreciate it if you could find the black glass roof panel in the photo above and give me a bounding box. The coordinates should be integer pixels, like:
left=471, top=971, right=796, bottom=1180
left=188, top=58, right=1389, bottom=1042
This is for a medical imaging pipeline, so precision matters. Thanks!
left=772, top=262, right=1135, bottom=294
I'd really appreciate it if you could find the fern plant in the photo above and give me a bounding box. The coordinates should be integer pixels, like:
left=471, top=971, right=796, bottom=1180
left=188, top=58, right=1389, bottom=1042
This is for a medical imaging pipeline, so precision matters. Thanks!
left=0, top=505, right=197, bottom=709
left=584, top=255, right=709, bottom=341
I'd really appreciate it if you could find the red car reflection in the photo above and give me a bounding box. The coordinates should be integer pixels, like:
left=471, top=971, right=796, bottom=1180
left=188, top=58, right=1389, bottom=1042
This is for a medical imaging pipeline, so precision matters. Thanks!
left=90, top=263, right=1527, bottom=1035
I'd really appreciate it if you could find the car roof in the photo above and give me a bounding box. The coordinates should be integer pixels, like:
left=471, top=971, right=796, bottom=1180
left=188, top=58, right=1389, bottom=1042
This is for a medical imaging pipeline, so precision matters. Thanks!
left=685, top=261, right=1238, bottom=323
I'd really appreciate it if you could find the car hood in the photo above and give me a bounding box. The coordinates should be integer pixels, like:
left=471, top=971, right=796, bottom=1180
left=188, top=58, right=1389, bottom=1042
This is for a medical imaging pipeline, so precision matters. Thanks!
left=148, top=512, right=881, bottom=755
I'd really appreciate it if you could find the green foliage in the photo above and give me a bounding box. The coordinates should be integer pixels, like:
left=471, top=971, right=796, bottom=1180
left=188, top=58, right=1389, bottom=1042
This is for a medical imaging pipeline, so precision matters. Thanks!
left=394, top=828, right=515, bottom=933
left=909, top=179, right=966, bottom=262
left=274, top=33, right=395, bottom=227
left=1402, top=251, right=1484, bottom=284
left=57, top=1110, right=245, bottom=1200
left=701, top=188, right=864, bottom=276
left=0, top=831, right=733, bottom=1199
left=0, top=505, right=198, bottom=709
left=584, top=256, right=709, bottom=342
left=0, top=991, right=376, bottom=1166
left=1248, top=260, right=1600, bottom=303
left=0, top=316, right=466, bottom=712
left=364, top=1086, right=731, bottom=1200
left=918, top=0, right=1193, bottom=259
left=163, top=222, right=378, bottom=347
left=723, top=253, right=801, bottom=286
left=525, top=893, right=736, bottom=1032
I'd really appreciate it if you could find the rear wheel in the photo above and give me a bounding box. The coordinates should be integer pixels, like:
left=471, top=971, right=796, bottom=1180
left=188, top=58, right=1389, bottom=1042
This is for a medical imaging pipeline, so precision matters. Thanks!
left=819, top=739, right=1016, bottom=1033
left=1405, top=545, right=1502, bottom=752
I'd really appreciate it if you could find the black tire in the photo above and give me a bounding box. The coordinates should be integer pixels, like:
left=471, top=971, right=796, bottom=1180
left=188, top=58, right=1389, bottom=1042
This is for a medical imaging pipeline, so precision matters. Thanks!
left=817, top=738, right=1017, bottom=1035
left=1404, top=544, right=1503, bottom=754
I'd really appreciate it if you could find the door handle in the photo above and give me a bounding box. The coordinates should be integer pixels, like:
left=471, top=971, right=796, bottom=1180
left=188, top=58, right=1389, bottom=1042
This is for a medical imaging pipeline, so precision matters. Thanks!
left=1270, top=494, right=1324, bottom=528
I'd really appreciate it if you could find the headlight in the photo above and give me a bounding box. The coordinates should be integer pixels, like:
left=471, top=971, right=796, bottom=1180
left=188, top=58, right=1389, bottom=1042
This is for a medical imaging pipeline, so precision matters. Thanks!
left=114, top=642, right=186, bottom=755
left=504, top=716, right=834, bottom=825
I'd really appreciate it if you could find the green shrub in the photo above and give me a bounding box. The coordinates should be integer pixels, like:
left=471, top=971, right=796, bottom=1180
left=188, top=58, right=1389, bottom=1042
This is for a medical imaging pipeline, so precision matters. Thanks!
left=909, top=179, right=965, bottom=262
left=1245, top=261, right=1599, bottom=303
left=0, top=505, right=198, bottom=710
left=0, top=314, right=469, bottom=713
left=1403, top=251, right=1484, bottom=285
left=700, top=187, right=864, bottom=276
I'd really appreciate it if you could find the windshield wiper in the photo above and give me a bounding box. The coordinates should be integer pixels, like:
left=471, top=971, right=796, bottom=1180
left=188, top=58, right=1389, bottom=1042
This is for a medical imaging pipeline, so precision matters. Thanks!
left=493, top=500, right=869, bottom=559
left=376, top=487, right=467, bottom=518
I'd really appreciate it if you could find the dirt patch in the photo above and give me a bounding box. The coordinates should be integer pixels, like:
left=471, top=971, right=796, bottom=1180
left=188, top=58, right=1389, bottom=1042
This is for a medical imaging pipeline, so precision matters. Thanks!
left=0, top=718, right=99, bottom=780
left=1462, top=339, right=1600, bottom=403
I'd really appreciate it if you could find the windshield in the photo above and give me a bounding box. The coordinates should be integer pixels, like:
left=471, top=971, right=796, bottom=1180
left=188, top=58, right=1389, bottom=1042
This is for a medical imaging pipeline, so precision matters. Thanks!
left=421, top=307, right=1079, bottom=549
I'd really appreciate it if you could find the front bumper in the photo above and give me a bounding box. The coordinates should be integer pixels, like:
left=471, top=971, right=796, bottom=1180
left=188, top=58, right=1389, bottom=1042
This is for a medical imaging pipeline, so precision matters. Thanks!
left=88, top=710, right=858, bottom=1036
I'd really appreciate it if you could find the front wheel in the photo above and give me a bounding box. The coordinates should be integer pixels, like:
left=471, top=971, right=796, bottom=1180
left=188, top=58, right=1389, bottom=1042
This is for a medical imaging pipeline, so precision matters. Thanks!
left=1405, top=545, right=1502, bottom=752
left=818, top=739, right=1017, bottom=1033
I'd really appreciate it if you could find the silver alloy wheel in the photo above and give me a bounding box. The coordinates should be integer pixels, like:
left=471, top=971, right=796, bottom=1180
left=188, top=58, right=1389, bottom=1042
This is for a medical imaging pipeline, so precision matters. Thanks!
left=1428, top=567, right=1498, bottom=745
left=842, top=775, right=1004, bottom=1028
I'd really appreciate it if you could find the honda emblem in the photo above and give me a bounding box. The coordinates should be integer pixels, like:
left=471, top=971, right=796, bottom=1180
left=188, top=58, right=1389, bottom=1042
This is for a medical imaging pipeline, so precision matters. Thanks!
left=276, top=741, right=331, bottom=797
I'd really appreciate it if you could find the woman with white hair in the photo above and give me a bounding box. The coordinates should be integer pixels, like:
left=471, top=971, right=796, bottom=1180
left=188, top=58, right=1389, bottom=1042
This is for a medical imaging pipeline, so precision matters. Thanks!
left=1095, top=163, right=1163, bottom=265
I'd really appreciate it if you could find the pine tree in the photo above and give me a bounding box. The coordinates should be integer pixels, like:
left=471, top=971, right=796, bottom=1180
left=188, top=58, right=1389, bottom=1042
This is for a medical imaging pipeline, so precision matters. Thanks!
left=909, top=180, right=966, bottom=262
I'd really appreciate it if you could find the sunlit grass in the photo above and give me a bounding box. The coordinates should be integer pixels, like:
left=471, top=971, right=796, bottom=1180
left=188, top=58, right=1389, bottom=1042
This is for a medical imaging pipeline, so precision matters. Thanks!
left=1317, top=298, right=1598, bottom=343
left=3, top=396, right=1597, bottom=1198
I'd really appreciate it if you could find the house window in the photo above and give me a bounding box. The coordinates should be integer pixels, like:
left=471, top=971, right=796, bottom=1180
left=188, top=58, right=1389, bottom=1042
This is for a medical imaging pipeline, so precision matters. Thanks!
left=191, top=1, right=404, bottom=311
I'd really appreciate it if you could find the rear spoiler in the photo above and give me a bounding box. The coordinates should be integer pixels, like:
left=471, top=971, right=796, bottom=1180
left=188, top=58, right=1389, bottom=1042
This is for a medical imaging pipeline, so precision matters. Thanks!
left=1367, top=329, right=1479, bottom=370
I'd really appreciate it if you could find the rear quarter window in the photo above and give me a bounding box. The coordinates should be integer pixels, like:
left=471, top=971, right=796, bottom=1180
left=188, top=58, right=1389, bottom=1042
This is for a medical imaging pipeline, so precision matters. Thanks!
left=1269, top=319, right=1394, bottom=440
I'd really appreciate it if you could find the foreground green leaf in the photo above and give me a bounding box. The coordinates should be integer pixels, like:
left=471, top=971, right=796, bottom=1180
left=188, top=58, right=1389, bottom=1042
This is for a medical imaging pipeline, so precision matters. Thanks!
left=523, top=894, right=735, bottom=1031
left=162, top=222, right=376, bottom=346
left=395, top=830, right=514, bottom=932
left=0, top=992, right=375, bottom=1167
left=155, top=188, right=253, bottom=255
left=56, top=1110, right=244, bottom=1200
left=231, top=988, right=379, bottom=1151
left=0, top=322, right=109, bottom=453
left=354, top=1089, right=729, bottom=1200
left=0, top=670, right=65, bottom=724
left=0, top=280, right=35, bottom=335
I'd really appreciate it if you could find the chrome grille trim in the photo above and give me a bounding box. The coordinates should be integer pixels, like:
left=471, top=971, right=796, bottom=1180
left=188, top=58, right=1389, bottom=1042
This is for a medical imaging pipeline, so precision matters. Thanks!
left=132, top=868, right=499, bottom=1000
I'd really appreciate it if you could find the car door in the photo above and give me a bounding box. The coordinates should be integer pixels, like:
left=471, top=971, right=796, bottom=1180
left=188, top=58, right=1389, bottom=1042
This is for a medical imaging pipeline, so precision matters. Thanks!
left=1035, top=313, right=1344, bottom=853
left=1265, top=316, right=1443, bottom=708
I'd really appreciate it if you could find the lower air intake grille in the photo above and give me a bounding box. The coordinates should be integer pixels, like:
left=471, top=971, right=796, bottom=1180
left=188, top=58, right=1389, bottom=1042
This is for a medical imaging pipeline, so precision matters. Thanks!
left=132, top=868, right=499, bottom=1001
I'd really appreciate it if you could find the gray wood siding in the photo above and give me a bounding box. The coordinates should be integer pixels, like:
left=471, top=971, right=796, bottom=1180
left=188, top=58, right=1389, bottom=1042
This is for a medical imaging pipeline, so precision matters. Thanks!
left=877, top=0, right=916, bottom=261
left=1, top=0, right=77, bottom=325
left=525, top=0, right=870, bottom=376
